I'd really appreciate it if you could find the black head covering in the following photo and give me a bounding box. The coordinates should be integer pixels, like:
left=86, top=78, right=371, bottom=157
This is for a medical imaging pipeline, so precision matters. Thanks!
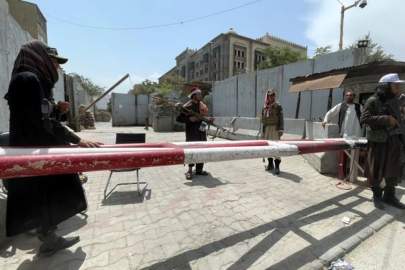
left=10, top=40, right=59, bottom=92
left=376, top=83, right=395, bottom=102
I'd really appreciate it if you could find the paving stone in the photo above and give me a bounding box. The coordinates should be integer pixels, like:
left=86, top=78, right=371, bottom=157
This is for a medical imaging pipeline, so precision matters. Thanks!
left=1, top=123, right=402, bottom=270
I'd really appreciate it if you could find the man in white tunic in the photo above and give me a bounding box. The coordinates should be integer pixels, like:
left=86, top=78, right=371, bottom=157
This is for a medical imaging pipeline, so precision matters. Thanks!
left=322, top=90, right=362, bottom=181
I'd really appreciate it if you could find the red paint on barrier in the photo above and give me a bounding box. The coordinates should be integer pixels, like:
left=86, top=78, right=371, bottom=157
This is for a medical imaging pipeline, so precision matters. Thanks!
left=296, top=141, right=350, bottom=154
left=0, top=148, right=185, bottom=179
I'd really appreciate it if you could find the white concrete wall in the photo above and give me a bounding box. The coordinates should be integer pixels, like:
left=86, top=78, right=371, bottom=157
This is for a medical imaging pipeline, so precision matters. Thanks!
left=0, top=0, right=64, bottom=132
left=237, top=72, right=256, bottom=117
left=0, top=0, right=31, bottom=133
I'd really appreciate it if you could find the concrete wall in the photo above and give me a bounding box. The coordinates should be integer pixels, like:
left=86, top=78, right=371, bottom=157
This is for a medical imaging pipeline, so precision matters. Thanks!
left=0, top=0, right=31, bottom=133
left=237, top=72, right=256, bottom=117
left=211, top=48, right=365, bottom=121
left=212, top=76, right=237, bottom=116
left=0, top=0, right=64, bottom=133
left=212, top=117, right=306, bottom=137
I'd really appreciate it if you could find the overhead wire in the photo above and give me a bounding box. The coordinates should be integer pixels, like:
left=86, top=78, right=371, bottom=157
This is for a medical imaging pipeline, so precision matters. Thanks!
left=45, top=0, right=265, bottom=31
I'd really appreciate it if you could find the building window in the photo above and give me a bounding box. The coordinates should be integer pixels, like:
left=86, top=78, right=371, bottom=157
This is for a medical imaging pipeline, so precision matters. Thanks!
left=241, top=51, right=245, bottom=58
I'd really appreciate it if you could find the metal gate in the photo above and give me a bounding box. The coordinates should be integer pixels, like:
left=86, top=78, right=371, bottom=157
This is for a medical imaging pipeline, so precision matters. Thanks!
left=112, top=93, right=149, bottom=126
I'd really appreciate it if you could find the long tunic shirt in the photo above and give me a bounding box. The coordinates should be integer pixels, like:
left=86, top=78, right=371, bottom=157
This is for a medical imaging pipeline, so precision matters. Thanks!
left=324, top=103, right=362, bottom=138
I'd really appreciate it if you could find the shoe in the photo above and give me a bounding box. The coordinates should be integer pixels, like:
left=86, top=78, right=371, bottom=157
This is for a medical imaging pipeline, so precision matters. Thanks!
left=39, top=236, right=80, bottom=257
left=195, top=171, right=209, bottom=176
left=384, top=197, right=405, bottom=209
left=383, top=186, right=405, bottom=209
left=372, top=187, right=385, bottom=210
left=185, top=171, right=192, bottom=180
left=266, top=158, right=274, bottom=171
left=274, top=159, right=281, bottom=175
left=373, top=196, right=385, bottom=210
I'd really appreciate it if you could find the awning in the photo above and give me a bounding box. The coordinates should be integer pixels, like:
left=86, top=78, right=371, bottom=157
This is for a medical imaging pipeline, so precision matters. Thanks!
left=289, top=73, right=347, bottom=92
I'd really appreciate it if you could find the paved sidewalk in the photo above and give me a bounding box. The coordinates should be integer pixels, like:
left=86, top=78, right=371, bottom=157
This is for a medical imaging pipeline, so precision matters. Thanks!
left=0, top=123, right=403, bottom=270
left=343, top=201, right=405, bottom=270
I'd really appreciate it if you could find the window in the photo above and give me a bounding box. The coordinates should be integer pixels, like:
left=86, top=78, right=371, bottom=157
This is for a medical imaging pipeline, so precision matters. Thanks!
left=241, top=62, right=245, bottom=69
left=241, top=51, right=245, bottom=58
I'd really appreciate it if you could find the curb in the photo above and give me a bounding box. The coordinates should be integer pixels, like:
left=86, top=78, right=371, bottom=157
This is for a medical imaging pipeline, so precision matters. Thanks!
left=299, top=207, right=402, bottom=270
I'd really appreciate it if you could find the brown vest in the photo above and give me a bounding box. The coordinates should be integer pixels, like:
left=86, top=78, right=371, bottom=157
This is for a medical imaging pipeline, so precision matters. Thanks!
left=261, top=103, right=280, bottom=126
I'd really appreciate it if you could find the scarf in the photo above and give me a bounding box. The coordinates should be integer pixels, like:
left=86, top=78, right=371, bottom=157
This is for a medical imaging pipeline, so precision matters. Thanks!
left=263, top=93, right=275, bottom=118
left=5, top=40, right=58, bottom=100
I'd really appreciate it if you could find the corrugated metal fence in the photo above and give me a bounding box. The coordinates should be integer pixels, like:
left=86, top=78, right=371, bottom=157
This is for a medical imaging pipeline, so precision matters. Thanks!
left=111, top=93, right=150, bottom=126
left=212, top=48, right=365, bottom=121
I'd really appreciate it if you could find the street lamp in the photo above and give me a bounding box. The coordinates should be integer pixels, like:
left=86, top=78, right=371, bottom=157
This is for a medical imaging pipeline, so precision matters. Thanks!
left=337, top=0, right=367, bottom=50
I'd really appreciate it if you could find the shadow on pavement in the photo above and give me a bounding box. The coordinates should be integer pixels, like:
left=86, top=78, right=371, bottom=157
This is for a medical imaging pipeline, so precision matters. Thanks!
left=276, top=171, right=302, bottom=183
left=139, top=187, right=401, bottom=270
left=101, top=189, right=152, bottom=206
left=183, top=174, right=228, bottom=189
left=16, top=247, right=86, bottom=270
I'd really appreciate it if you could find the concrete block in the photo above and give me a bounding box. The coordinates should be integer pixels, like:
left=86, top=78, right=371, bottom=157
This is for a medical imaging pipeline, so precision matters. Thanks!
left=153, top=116, right=173, bottom=132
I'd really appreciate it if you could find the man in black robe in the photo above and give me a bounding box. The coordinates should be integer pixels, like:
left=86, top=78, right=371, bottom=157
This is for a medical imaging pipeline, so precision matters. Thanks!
left=4, top=41, right=101, bottom=256
left=176, top=88, right=211, bottom=180
left=361, top=73, right=405, bottom=210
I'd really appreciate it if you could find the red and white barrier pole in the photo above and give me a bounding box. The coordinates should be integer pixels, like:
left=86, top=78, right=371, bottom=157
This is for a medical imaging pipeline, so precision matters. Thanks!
left=0, top=139, right=366, bottom=179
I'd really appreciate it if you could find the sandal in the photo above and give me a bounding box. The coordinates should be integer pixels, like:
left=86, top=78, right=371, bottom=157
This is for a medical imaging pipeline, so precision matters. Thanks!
left=185, top=172, right=193, bottom=180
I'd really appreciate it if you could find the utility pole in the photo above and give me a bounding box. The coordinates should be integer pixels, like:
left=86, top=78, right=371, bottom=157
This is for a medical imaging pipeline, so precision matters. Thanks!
left=337, top=0, right=367, bottom=50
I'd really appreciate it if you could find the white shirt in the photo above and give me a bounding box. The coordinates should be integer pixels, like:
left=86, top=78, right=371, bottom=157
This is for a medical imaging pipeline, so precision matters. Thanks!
left=324, top=103, right=362, bottom=138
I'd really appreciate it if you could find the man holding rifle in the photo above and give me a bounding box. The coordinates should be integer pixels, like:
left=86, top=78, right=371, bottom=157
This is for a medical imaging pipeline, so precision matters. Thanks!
left=176, top=87, right=213, bottom=180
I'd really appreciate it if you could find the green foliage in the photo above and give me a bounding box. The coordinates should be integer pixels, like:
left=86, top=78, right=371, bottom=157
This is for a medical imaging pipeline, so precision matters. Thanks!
left=257, top=46, right=307, bottom=70
left=349, top=34, right=393, bottom=62
left=129, top=79, right=158, bottom=95
left=106, top=98, right=112, bottom=113
left=71, top=73, right=104, bottom=97
left=129, top=74, right=185, bottom=97
left=314, top=45, right=332, bottom=57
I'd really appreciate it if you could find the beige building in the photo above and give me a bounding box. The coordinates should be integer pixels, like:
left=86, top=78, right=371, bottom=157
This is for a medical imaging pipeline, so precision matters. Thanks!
left=160, top=29, right=307, bottom=83
left=6, top=0, right=47, bottom=43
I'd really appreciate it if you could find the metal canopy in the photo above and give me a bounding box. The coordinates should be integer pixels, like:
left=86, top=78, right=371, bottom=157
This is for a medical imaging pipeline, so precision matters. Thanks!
left=289, top=73, right=347, bottom=92
left=289, top=61, right=405, bottom=92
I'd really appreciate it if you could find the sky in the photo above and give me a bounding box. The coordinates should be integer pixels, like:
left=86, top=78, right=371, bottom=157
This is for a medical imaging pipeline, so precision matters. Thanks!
left=29, top=0, right=405, bottom=93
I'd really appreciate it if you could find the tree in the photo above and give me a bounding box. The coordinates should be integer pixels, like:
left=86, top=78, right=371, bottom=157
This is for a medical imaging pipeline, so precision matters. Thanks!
left=129, top=79, right=158, bottom=95
left=349, top=34, right=393, bottom=63
left=314, top=45, right=332, bottom=57
left=129, top=74, right=185, bottom=97
left=157, top=74, right=185, bottom=97
left=257, top=46, right=307, bottom=70
left=71, top=74, right=104, bottom=97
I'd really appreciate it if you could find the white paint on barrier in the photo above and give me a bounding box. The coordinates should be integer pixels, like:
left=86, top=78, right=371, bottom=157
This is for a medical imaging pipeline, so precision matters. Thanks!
left=173, top=140, right=270, bottom=146
left=184, top=145, right=299, bottom=164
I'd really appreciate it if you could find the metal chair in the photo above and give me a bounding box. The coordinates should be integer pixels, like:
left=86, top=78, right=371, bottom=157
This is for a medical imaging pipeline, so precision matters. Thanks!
left=103, top=133, right=147, bottom=199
